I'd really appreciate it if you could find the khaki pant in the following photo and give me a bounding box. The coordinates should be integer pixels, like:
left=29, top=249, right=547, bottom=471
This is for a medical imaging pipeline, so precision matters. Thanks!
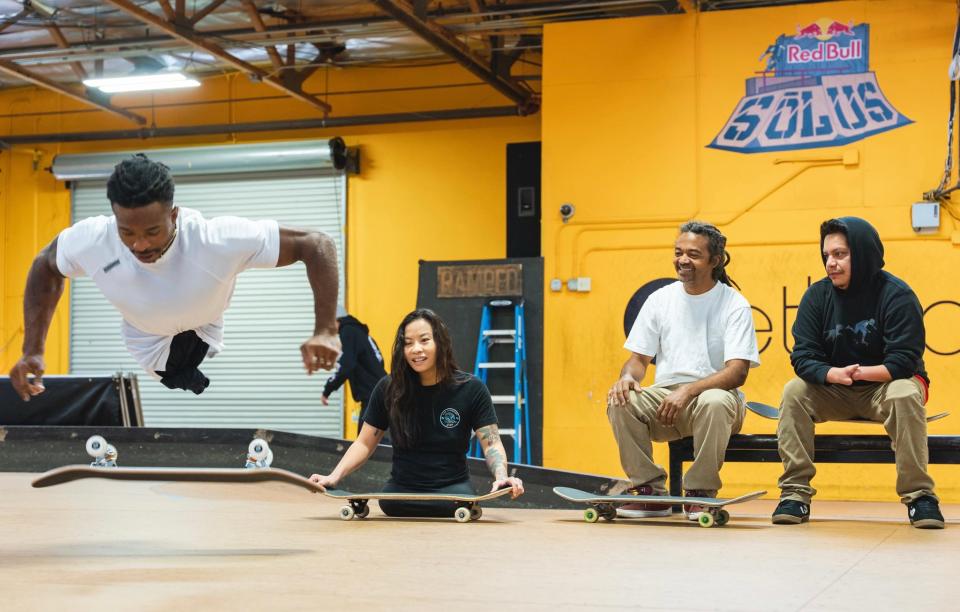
left=777, top=376, right=937, bottom=504
left=607, top=385, right=745, bottom=493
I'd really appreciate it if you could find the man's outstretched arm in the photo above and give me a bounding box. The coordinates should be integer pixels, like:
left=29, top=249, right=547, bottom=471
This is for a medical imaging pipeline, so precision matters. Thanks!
left=10, top=238, right=65, bottom=401
left=276, top=226, right=341, bottom=373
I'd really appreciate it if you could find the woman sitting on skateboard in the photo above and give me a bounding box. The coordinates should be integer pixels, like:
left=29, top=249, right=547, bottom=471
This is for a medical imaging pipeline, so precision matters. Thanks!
left=309, top=308, right=523, bottom=516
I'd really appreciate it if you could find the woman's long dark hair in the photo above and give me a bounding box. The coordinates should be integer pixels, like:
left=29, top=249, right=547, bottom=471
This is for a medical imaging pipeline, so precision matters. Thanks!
left=386, top=309, right=467, bottom=448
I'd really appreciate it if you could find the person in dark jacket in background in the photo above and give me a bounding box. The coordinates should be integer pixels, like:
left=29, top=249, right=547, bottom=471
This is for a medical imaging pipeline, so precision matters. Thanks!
left=773, top=217, right=943, bottom=529
left=322, top=306, right=387, bottom=431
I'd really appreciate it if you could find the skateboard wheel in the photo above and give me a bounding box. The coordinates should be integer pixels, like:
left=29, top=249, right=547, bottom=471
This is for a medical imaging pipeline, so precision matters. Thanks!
left=248, top=438, right=270, bottom=462
left=584, top=508, right=600, bottom=523
left=356, top=505, right=370, bottom=519
left=698, top=512, right=715, bottom=528
left=85, top=435, right=107, bottom=459
left=339, top=505, right=355, bottom=521
left=470, top=506, right=482, bottom=521
left=454, top=507, right=471, bottom=523
left=715, top=509, right=730, bottom=527
left=600, top=510, right=617, bottom=522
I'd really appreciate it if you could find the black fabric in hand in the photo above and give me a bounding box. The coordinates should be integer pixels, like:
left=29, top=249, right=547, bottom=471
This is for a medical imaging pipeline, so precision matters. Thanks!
left=156, top=330, right=211, bottom=395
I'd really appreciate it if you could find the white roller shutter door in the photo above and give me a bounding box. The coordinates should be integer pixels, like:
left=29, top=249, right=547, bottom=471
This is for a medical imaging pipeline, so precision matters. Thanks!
left=69, top=170, right=346, bottom=436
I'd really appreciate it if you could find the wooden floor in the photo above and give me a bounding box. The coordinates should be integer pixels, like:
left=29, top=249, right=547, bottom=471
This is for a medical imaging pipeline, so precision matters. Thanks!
left=3, top=472, right=957, bottom=611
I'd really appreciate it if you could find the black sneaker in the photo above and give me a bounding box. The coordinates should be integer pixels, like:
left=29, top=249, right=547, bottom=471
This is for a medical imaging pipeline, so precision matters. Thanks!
left=772, top=499, right=810, bottom=524
left=908, top=495, right=945, bottom=529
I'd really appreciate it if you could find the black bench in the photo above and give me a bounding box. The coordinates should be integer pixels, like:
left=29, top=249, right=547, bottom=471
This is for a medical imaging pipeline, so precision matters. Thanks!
left=667, top=434, right=960, bottom=497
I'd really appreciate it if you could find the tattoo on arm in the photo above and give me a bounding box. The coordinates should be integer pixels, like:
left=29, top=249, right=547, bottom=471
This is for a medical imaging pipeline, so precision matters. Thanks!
left=476, top=425, right=508, bottom=480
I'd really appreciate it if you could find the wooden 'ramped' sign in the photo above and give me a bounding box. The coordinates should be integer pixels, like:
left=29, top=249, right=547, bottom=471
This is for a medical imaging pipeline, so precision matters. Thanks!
left=437, top=264, right=523, bottom=298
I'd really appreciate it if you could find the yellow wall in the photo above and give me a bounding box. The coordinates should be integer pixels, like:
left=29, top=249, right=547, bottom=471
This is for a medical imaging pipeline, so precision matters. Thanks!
left=2, top=0, right=956, bottom=504
left=0, top=62, right=539, bottom=436
left=542, top=1, right=960, bottom=502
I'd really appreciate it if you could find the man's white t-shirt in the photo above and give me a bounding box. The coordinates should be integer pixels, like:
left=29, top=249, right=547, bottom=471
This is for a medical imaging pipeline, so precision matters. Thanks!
left=56, top=207, right=280, bottom=375
left=624, top=281, right=760, bottom=388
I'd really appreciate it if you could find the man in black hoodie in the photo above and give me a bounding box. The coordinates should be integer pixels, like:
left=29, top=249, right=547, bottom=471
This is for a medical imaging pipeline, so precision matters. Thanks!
left=322, top=307, right=387, bottom=432
left=773, top=217, right=943, bottom=529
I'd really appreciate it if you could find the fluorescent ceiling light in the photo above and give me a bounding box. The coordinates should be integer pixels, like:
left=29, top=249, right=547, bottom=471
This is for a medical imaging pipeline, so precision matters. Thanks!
left=83, top=72, right=200, bottom=93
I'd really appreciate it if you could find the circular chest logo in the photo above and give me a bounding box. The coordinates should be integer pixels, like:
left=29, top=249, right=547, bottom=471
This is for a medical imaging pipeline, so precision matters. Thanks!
left=439, top=408, right=461, bottom=429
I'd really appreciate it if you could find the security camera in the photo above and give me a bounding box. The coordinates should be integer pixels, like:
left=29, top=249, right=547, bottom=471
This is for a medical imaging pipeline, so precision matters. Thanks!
left=560, top=203, right=575, bottom=223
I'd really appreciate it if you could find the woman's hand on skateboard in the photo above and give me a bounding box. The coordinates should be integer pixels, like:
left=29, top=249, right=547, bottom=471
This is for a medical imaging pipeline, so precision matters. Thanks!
left=308, top=473, right=338, bottom=492
left=492, top=476, right=524, bottom=498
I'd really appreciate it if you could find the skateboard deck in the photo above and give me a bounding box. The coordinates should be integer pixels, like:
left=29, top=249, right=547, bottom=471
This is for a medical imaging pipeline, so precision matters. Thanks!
left=31, top=465, right=324, bottom=493
left=747, top=401, right=948, bottom=423
left=553, top=486, right=766, bottom=527
left=322, top=486, right=514, bottom=522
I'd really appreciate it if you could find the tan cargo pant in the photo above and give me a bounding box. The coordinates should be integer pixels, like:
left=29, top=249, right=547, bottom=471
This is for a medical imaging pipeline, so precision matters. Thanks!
left=607, top=385, right=745, bottom=493
left=777, top=376, right=937, bottom=504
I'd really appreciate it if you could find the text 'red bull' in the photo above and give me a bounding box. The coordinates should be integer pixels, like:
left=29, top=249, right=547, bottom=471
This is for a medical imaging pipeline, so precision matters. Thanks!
left=787, top=40, right=863, bottom=64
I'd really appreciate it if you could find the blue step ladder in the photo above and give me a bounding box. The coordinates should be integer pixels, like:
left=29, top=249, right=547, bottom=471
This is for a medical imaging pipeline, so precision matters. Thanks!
left=470, top=298, right=531, bottom=464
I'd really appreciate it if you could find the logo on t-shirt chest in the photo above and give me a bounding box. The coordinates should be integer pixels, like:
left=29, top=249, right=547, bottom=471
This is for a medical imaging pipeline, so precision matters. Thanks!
left=439, top=408, right=461, bottom=428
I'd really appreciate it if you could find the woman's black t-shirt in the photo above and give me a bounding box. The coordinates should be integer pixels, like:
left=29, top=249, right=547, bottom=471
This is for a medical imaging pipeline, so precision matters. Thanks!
left=362, top=373, right=497, bottom=489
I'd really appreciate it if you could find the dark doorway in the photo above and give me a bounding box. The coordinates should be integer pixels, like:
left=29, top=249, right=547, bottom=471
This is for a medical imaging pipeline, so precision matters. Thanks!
left=506, top=142, right=541, bottom=257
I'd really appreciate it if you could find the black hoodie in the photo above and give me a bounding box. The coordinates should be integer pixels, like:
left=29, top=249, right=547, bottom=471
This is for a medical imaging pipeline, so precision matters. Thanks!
left=322, top=315, right=387, bottom=403
left=790, top=217, right=928, bottom=385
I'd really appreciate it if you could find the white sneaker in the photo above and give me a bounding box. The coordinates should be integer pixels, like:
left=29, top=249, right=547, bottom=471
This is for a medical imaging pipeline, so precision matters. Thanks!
left=683, top=490, right=716, bottom=521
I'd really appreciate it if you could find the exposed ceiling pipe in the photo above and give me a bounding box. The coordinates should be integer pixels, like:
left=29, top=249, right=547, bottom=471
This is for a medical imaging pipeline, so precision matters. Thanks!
left=0, top=105, right=526, bottom=146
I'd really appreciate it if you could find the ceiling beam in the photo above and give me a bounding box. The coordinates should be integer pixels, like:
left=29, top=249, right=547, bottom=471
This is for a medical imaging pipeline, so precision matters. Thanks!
left=102, top=0, right=332, bottom=114
left=0, top=59, right=145, bottom=125
left=0, top=8, right=31, bottom=34
left=46, top=25, right=88, bottom=81
left=243, top=0, right=284, bottom=71
left=496, top=34, right=540, bottom=77
left=464, top=0, right=493, bottom=55
left=156, top=0, right=177, bottom=22
left=368, top=0, right=536, bottom=112
left=190, top=0, right=229, bottom=25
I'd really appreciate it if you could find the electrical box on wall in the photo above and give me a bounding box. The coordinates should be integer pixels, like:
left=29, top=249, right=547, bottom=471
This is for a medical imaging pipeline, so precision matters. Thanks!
left=912, top=202, right=940, bottom=233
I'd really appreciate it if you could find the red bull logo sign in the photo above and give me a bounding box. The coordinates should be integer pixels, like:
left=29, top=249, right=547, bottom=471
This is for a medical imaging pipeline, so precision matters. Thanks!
left=708, top=19, right=911, bottom=153
left=788, top=19, right=862, bottom=64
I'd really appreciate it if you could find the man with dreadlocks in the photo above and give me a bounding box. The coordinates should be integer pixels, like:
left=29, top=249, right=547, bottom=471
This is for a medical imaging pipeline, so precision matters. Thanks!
left=607, top=221, right=760, bottom=521
left=9, top=154, right=341, bottom=399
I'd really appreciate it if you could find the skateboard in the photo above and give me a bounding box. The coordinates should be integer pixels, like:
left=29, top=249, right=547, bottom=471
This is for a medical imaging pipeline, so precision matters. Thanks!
left=553, top=486, right=766, bottom=528
left=31, top=464, right=325, bottom=491
left=32, top=435, right=308, bottom=489
left=322, top=487, right=514, bottom=523
left=746, top=401, right=949, bottom=423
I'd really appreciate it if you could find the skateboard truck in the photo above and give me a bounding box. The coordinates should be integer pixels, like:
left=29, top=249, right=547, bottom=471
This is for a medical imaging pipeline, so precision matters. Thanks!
left=85, top=435, right=117, bottom=468
left=244, top=438, right=273, bottom=469
left=339, top=500, right=371, bottom=521
left=456, top=503, right=482, bottom=522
